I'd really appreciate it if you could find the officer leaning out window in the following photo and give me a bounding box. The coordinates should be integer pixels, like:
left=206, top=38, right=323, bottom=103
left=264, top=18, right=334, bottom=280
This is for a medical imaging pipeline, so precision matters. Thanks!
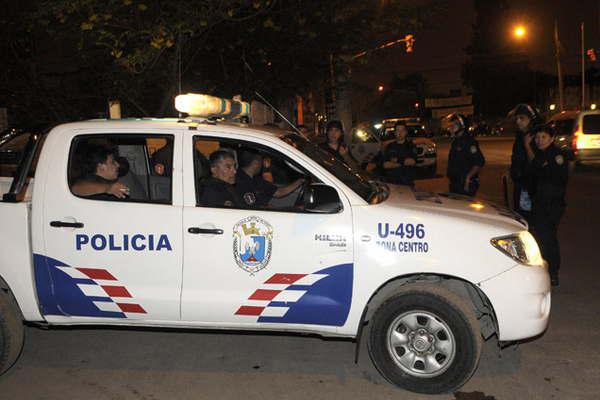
left=445, top=113, right=485, bottom=196
left=524, top=124, right=570, bottom=287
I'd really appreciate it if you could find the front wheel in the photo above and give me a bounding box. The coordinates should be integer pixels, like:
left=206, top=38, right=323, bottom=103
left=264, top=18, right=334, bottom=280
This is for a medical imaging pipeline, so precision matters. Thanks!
left=0, top=290, right=24, bottom=375
left=368, top=284, right=482, bottom=394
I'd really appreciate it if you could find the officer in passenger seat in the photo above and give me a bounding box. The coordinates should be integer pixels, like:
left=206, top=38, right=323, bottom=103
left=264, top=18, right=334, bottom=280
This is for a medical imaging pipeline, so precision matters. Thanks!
left=235, top=150, right=304, bottom=208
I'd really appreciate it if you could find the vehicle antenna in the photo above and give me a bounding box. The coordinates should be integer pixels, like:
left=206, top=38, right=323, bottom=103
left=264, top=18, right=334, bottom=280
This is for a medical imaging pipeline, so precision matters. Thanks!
left=253, top=91, right=307, bottom=138
left=241, top=57, right=307, bottom=138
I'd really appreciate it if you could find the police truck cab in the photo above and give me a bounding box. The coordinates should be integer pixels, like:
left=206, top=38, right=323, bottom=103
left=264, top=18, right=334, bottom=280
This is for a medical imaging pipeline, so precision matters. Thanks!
left=0, top=94, right=551, bottom=394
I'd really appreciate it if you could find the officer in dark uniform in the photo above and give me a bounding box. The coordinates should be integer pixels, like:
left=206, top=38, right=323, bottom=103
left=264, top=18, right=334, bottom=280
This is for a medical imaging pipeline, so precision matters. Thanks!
left=71, top=145, right=130, bottom=200
left=525, top=125, right=569, bottom=286
left=235, top=151, right=304, bottom=208
left=198, top=150, right=244, bottom=208
left=373, top=121, right=418, bottom=185
left=446, top=113, right=485, bottom=195
left=509, top=103, right=543, bottom=221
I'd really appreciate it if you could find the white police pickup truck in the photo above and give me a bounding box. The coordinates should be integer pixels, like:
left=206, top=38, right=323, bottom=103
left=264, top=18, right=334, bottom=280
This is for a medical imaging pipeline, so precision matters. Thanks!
left=0, top=94, right=550, bottom=394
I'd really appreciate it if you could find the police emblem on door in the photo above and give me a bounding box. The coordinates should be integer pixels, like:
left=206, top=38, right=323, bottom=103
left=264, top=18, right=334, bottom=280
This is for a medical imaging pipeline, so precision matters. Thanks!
left=233, top=216, right=273, bottom=274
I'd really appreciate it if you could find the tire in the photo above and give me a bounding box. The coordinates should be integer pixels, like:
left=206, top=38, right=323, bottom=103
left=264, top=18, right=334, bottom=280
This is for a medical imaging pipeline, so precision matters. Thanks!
left=0, top=290, right=24, bottom=375
left=367, top=284, right=482, bottom=394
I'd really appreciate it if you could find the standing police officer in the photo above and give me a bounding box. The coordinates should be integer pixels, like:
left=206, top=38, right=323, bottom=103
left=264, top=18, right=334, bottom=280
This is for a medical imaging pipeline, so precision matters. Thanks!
left=446, top=113, right=485, bottom=196
left=509, top=103, right=543, bottom=221
left=525, top=125, right=569, bottom=286
left=374, top=121, right=418, bottom=185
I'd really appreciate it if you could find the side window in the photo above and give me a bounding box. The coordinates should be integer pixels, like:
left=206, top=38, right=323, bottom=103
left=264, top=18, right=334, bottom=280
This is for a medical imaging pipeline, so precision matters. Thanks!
left=193, top=136, right=310, bottom=212
left=68, top=134, right=174, bottom=204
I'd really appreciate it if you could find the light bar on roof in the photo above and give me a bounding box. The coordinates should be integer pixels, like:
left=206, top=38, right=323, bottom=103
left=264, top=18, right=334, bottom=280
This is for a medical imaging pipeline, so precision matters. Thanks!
left=174, top=93, right=250, bottom=118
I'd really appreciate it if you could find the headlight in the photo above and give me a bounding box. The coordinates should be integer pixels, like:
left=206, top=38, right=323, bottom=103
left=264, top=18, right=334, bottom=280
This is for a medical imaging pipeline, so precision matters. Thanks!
left=491, top=231, right=543, bottom=266
left=424, top=143, right=436, bottom=155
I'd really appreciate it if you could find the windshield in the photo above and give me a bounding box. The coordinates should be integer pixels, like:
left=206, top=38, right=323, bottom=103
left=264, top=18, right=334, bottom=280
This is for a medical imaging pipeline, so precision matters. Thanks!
left=282, top=134, right=377, bottom=202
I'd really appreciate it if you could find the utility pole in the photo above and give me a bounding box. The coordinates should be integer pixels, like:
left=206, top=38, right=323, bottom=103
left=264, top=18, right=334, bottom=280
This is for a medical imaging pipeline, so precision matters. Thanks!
left=581, top=22, right=585, bottom=111
left=554, top=20, right=564, bottom=111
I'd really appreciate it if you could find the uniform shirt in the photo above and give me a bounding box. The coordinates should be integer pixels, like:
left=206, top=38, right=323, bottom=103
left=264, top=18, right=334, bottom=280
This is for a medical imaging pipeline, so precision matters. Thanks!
left=76, top=174, right=124, bottom=201
left=235, top=170, right=277, bottom=207
left=447, top=132, right=485, bottom=181
left=320, top=142, right=348, bottom=159
left=510, top=130, right=537, bottom=188
left=531, top=145, right=569, bottom=208
left=198, top=177, right=244, bottom=208
left=376, top=140, right=418, bottom=169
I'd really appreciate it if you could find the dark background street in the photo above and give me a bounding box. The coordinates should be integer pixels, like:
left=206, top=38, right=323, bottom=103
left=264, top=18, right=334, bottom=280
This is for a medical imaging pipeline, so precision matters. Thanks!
left=1, top=137, right=598, bottom=400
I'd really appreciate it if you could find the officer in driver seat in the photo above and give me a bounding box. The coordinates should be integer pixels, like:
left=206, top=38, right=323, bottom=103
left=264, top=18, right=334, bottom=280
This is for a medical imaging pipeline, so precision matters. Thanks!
left=235, top=150, right=304, bottom=208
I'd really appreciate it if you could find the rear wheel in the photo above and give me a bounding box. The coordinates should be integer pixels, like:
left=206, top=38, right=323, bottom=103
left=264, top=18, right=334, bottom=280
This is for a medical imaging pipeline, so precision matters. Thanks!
left=368, top=284, right=482, bottom=394
left=0, top=290, right=24, bottom=375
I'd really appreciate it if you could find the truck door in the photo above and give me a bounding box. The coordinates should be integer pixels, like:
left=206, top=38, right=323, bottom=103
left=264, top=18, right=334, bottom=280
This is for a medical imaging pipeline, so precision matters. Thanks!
left=181, top=133, right=354, bottom=330
left=35, top=130, right=183, bottom=322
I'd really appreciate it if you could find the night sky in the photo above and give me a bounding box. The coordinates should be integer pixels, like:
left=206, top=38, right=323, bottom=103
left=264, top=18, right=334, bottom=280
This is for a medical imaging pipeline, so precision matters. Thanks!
left=355, top=0, right=599, bottom=96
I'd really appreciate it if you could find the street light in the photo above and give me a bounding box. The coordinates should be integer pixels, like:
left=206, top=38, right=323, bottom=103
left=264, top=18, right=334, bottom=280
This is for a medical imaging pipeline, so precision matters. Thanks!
left=513, top=25, right=527, bottom=40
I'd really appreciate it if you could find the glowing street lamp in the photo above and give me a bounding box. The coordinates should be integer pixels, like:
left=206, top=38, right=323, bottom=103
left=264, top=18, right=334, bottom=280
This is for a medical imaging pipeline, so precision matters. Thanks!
left=513, top=25, right=527, bottom=40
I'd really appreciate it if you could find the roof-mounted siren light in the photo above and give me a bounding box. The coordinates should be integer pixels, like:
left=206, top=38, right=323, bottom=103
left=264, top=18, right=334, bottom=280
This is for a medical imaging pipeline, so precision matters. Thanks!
left=174, top=93, right=250, bottom=119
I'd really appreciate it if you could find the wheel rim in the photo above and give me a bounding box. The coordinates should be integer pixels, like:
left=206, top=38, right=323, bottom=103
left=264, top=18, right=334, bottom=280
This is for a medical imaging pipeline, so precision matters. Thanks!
left=386, top=310, right=456, bottom=378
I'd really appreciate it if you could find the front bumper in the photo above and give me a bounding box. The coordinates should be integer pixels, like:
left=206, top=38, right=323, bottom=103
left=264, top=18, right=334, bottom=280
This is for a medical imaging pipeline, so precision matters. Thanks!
left=479, top=263, right=551, bottom=341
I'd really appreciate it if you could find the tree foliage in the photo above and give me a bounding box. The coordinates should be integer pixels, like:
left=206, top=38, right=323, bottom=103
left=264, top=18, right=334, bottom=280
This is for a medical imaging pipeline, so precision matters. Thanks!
left=1, top=0, right=439, bottom=125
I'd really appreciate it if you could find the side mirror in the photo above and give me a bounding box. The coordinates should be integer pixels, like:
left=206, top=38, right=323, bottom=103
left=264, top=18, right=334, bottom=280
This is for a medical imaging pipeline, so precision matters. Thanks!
left=304, top=184, right=343, bottom=213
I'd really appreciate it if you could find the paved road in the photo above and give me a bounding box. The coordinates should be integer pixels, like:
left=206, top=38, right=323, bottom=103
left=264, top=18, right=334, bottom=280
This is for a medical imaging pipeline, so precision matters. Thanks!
left=1, top=137, right=599, bottom=400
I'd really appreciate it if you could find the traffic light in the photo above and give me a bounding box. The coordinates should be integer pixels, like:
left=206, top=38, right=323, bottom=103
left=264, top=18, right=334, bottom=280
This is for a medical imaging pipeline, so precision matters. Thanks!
left=404, top=34, right=414, bottom=53
left=587, top=48, right=597, bottom=62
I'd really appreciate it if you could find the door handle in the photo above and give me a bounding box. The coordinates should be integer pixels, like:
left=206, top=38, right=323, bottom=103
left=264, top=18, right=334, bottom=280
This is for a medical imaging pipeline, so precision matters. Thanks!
left=188, top=227, right=224, bottom=235
left=50, top=221, right=84, bottom=228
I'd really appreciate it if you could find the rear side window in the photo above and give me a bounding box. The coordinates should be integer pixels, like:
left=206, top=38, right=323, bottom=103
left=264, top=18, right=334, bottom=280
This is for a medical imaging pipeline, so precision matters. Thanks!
left=582, top=115, right=600, bottom=135
left=68, top=134, right=174, bottom=204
